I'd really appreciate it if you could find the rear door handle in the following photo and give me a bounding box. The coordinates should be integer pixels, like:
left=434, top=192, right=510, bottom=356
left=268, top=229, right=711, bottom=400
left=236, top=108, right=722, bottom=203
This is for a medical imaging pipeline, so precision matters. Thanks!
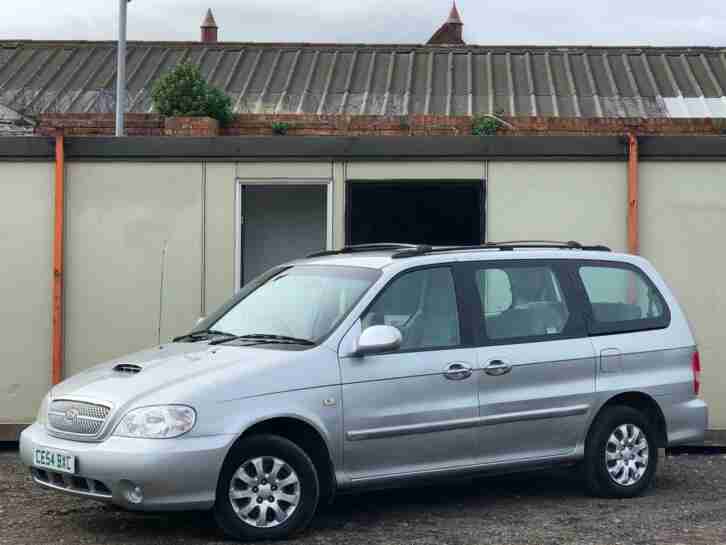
left=484, top=359, right=512, bottom=376
left=444, top=362, right=473, bottom=380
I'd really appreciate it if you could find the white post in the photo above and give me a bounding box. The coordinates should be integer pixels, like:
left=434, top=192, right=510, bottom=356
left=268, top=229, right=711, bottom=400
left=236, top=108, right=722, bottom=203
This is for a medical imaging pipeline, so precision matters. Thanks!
left=115, top=0, right=128, bottom=137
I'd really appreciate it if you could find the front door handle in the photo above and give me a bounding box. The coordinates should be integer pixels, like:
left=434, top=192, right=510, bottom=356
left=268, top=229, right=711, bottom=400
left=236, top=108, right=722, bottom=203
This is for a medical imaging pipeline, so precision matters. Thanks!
left=444, top=362, right=473, bottom=380
left=484, top=359, right=512, bottom=376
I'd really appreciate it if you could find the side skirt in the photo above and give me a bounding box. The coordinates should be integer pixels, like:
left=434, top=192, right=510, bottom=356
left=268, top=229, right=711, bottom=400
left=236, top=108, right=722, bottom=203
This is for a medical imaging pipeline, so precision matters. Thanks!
left=336, top=451, right=581, bottom=493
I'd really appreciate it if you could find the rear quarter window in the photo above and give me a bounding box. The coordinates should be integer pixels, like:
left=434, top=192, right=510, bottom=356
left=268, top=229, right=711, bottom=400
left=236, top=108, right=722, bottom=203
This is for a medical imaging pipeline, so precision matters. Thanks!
left=577, top=262, right=670, bottom=335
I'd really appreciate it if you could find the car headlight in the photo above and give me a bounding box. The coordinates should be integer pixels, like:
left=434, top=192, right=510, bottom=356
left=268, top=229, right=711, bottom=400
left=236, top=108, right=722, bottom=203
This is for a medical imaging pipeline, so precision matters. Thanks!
left=36, top=392, right=51, bottom=427
left=113, top=405, right=196, bottom=439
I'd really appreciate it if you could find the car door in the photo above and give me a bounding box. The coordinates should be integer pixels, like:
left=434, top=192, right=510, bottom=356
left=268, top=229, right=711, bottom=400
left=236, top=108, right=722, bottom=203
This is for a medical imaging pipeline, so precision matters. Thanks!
left=338, top=265, right=480, bottom=481
left=573, top=260, right=671, bottom=392
left=460, top=259, right=597, bottom=463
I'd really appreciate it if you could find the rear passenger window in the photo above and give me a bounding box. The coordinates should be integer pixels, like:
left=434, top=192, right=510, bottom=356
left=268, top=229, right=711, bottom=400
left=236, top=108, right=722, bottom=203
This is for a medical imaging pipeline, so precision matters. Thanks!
left=474, top=265, right=572, bottom=342
left=578, top=264, right=669, bottom=334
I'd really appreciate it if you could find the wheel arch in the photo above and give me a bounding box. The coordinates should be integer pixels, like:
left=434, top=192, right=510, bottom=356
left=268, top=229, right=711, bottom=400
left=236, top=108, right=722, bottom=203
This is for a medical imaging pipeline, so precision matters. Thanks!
left=587, top=392, right=668, bottom=448
left=229, top=416, right=337, bottom=503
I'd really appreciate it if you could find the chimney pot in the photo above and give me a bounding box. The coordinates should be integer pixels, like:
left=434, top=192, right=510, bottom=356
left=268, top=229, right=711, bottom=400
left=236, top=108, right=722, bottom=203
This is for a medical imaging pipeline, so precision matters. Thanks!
left=427, top=1, right=465, bottom=45
left=201, top=8, right=218, bottom=43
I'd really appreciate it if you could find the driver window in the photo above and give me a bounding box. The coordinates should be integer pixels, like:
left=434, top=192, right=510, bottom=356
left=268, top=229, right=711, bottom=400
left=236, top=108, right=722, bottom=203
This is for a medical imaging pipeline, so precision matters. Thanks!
left=361, top=267, right=460, bottom=351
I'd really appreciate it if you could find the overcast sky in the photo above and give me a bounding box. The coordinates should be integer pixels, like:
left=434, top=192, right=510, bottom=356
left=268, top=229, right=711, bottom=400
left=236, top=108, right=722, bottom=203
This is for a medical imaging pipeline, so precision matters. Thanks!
left=1, top=0, right=725, bottom=46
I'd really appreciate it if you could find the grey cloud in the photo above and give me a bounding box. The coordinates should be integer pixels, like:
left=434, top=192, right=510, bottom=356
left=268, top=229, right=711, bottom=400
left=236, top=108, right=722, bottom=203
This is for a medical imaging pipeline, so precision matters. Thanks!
left=0, top=0, right=724, bottom=46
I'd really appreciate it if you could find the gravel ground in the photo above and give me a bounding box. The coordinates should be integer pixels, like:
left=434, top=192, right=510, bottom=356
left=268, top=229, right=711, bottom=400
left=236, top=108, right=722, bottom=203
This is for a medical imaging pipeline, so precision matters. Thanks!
left=1, top=448, right=725, bottom=545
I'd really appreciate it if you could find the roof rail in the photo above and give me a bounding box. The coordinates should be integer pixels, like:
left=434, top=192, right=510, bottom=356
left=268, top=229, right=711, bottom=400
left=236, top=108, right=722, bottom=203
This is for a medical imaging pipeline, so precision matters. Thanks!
left=391, top=240, right=611, bottom=258
left=488, top=240, right=612, bottom=251
left=307, top=243, right=432, bottom=258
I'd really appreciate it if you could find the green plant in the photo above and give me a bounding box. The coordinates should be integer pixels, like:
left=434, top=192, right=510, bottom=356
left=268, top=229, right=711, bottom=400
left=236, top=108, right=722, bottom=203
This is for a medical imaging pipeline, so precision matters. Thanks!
left=271, top=121, right=290, bottom=135
left=472, top=115, right=501, bottom=136
left=151, top=62, right=233, bottom=125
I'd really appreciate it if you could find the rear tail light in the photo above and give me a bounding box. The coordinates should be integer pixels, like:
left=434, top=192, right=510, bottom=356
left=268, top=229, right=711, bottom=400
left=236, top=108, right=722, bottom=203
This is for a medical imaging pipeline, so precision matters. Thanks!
left=692, top=350, right=701, bottom=396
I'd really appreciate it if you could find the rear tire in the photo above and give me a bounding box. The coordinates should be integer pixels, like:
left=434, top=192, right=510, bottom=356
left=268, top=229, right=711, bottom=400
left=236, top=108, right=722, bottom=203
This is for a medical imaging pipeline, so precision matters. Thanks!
left=584, top=406, right=658, bottom=498
left=214, top=434, right=320, bottom=541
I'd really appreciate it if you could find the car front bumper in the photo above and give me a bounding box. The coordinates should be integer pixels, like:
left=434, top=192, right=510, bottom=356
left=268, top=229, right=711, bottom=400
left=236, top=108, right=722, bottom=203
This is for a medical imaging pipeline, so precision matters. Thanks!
left=19, top=422, right=235, bottom=511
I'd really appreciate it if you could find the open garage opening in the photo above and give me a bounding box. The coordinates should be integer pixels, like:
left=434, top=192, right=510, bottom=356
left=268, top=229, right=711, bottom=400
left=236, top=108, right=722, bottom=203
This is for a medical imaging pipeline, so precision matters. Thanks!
left=346, top=180, right=486, bottom=246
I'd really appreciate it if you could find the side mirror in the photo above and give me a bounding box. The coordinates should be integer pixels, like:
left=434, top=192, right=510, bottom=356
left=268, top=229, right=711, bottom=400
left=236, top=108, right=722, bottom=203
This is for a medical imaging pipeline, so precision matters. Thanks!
left=195, top=316, right=206, bottom=327
left=354, top=325, right=402, bottom=356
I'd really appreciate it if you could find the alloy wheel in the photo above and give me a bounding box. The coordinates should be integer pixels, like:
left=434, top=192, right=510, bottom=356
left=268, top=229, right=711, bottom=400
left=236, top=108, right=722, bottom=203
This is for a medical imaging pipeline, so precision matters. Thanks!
left=228, top=456, right=301, bottom=528
left=605, top=423, right=649, bottom=487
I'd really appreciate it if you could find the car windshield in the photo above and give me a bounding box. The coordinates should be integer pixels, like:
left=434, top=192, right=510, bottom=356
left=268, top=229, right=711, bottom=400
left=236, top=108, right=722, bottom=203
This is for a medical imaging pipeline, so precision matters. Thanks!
left=211, top=265, right=380, bottom=343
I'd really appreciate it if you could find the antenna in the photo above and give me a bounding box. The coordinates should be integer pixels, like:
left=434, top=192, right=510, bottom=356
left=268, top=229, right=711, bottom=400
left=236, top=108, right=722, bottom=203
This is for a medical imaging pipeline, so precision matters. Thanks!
left=157, top=239, right=168, bottom=345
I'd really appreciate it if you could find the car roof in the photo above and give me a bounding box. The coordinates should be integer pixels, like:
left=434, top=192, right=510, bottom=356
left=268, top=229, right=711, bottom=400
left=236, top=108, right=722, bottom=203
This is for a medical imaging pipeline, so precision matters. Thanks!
left=297, top=245, right=642, bottom=271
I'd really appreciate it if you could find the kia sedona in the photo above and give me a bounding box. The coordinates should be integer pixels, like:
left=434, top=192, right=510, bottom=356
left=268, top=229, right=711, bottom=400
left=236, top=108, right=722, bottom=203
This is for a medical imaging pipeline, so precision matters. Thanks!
left=20, top=241, right=708, bottom=541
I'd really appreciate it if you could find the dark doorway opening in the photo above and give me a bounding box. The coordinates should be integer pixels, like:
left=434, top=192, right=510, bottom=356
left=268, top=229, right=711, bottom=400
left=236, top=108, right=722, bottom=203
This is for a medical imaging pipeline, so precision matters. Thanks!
left=346, top=180, right=485, bottom=246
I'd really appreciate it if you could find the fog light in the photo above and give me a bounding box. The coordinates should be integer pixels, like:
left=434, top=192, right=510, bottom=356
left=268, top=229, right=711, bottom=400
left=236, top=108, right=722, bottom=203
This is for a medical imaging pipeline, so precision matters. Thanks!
left=122, top=481, right=144, bottom=504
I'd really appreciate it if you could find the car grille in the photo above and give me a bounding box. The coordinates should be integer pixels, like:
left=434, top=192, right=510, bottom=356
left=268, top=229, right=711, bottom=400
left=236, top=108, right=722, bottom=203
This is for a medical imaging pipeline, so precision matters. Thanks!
left=48, top=399, right=111, bottom=437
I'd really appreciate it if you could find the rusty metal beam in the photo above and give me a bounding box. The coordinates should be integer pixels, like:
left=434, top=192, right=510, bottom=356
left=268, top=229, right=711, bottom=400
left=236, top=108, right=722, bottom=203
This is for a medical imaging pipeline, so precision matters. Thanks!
left=52, top=132, right=65, bottom=385
left=627, top=132, right=639, bottom=255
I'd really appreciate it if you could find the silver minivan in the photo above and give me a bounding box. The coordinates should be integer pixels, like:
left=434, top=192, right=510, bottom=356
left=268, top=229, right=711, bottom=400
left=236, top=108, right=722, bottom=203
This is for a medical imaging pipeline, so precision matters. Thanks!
left=20, top=242, right=708, bottom=541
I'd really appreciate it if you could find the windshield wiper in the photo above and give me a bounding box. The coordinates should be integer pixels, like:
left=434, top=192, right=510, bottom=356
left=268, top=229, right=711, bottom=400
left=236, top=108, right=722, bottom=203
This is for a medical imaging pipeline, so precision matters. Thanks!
left=210, top=334, right=315, bottom=346
left=173, top=329, right=236, bottom=343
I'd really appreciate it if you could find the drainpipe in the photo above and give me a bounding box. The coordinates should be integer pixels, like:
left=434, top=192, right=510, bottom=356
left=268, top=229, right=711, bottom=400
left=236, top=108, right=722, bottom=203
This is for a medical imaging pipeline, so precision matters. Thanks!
left=626, top=132, right=639, bottom=255
left=52, top=131, right=65, bottom=385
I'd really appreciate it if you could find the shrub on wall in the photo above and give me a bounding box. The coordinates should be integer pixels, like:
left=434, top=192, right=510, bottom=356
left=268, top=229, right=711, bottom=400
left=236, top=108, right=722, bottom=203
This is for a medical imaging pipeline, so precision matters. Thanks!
left=471, top=115, right=502, bottom=136
left=271, top=121, right=290, bottom=135
left=151, top=62, right=233, bottom=125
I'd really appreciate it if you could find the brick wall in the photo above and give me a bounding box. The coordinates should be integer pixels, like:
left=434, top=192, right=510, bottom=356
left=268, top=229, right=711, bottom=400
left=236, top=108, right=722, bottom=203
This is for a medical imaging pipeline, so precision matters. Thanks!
left=36, top=114, right=219, bottom=137
left=498, top=116, right=726, bottom=136
left=221, top=114, right=473, bottom=136
left=37, top=114, right=164, bottom=136
left=36, top=113, right=726, bottom=137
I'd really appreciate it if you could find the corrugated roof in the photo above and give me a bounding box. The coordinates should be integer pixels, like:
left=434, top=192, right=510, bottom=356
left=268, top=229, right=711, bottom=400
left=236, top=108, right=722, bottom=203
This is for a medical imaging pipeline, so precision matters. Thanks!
left=2, top=41, right=726, bottom=118
left=0, top=103, right=33, bottom=135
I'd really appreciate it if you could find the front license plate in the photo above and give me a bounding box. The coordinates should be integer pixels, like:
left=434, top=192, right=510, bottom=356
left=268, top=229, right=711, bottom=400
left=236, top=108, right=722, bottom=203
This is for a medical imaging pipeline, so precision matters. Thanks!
left=33, top=447, right=76, bottom=474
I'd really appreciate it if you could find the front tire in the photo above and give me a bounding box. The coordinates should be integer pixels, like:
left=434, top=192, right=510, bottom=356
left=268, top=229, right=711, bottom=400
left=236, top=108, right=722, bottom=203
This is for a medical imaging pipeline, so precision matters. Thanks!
left=214, top=434, right=320, bottom=541
left=584, top=406, right=658, bottom=498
